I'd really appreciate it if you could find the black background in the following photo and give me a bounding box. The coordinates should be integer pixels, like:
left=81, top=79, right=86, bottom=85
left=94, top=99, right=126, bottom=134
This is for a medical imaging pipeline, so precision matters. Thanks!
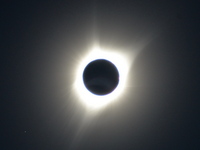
left=1, top=0, right=200, bottom=149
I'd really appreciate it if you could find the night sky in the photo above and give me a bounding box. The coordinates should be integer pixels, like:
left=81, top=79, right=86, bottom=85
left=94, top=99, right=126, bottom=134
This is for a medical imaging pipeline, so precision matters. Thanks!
left=1, top=0, right=200, bottom=149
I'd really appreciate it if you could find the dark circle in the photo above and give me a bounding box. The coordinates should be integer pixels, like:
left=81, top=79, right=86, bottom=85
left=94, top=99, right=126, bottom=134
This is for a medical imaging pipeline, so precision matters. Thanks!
left=83, top=59, right=119, bottom=95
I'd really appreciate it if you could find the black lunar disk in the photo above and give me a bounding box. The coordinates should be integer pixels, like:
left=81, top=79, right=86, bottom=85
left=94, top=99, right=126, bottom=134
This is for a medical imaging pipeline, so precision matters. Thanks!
left=83, top=59, right=119, bottom=95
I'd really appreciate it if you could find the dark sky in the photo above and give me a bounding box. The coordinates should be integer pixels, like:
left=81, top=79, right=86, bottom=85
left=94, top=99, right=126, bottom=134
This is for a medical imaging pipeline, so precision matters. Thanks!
left=1, top=0, right=200, bottom=149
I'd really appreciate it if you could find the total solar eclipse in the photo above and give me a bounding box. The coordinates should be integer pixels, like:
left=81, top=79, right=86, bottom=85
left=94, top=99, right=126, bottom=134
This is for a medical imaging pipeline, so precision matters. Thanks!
left=83, top=59, right=119, bottom=95
left=74, top=48, right=129, bottom=109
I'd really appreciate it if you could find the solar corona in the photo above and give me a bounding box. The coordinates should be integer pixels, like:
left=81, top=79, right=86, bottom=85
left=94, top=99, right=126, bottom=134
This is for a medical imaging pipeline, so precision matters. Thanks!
left=74, top=46, right=130, bottom=110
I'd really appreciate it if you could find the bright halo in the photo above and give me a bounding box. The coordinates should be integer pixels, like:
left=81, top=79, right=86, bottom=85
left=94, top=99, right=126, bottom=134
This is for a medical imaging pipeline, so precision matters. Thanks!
left=74, top=46, right=130, bottom=110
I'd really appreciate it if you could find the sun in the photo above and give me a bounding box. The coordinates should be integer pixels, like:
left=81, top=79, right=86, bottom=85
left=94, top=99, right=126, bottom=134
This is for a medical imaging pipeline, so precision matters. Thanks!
left=74, top=46, right=130, bottom=110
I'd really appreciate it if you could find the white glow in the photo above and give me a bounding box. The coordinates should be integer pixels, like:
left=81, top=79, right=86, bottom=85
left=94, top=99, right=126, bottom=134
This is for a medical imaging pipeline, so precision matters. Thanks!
left=74, top=46, right=130, bottom=110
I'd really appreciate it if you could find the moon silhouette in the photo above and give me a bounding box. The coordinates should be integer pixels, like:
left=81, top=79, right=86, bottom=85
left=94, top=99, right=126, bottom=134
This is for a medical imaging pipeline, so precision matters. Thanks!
left=83, top=59, right=119, bottom=95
